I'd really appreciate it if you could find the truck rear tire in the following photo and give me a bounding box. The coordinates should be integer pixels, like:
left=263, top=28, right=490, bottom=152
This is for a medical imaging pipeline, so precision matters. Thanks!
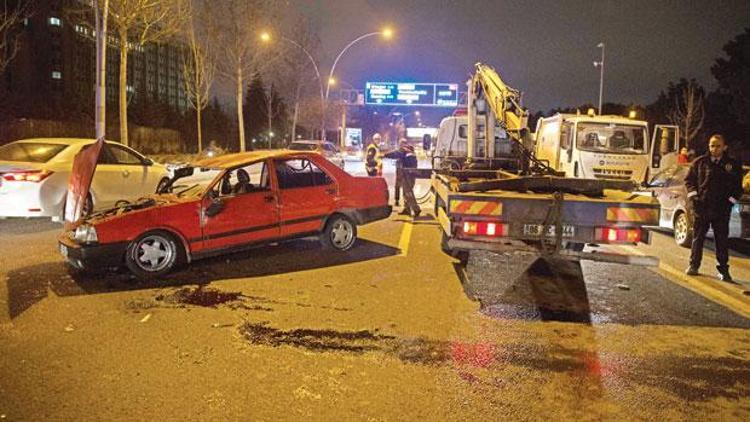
left=441, top=231, right=469, bottom=264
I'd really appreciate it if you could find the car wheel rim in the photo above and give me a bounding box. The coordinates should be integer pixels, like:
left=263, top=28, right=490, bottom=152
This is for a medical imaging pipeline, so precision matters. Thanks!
left=331, top=220, right=353, bottom=249
left=675, top=214, right=688, bottom=243
left=135, top=234, right=174, bottom=272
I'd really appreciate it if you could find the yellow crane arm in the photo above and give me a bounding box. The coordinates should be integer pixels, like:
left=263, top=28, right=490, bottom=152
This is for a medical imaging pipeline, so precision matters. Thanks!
left=471, top=62, right=528, bottom=132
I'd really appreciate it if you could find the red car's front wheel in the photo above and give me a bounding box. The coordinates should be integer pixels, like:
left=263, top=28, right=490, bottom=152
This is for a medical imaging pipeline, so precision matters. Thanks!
left=126, top=231, right=183, bottom=280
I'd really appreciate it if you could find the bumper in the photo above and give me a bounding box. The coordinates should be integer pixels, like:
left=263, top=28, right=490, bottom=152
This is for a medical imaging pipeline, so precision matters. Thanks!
left=58, top=237, right=128, bottom=270
left=356, top=205, right=393, bottom=224
left=0, top=182, right=63, bottom=218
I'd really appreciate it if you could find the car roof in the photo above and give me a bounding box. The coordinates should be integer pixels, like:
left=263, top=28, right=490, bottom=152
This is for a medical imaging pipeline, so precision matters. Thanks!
left=12, top=138, right=98, bottom=145
left=290, top=140, right=328, bottom=144
left=192, top=150, right=320, bottom=169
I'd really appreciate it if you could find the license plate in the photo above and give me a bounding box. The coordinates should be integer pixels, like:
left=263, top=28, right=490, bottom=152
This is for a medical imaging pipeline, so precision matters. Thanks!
left=522, top=224, right=575, bottom=238
left=59, top=244, right=68, bottom=258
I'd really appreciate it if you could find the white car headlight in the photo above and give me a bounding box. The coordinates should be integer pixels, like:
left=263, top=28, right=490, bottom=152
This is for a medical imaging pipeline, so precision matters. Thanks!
left=72, top=225, right=98, bottom=243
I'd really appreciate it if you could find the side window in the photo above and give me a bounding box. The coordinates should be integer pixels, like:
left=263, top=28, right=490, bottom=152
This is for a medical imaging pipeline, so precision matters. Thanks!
left=650, top=166, right=677, bottom=187
left=560, top=123, right=573, bottom=149
left=458, top=124, right=468, bottom=139
left=666, top=167, right=688, bottom=187
left=275, top=158, right=332, bottom=189
left=109, top=144, right=145, bottom=165
left=99, top=145, right=118, bottom=164
left=218, top=161, right=270, bottom=196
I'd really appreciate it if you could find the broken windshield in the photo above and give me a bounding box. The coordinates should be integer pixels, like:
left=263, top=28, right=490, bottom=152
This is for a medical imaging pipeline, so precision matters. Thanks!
left=168, top=167, right=222, bottom=197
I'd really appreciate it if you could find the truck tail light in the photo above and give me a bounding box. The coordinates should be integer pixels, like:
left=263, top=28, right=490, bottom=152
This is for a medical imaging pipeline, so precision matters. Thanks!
left=596, top=227, right=641, bottom=243
left=462, top=221, right=508, bottom=237
left=2, top=169, right=54, bottom=183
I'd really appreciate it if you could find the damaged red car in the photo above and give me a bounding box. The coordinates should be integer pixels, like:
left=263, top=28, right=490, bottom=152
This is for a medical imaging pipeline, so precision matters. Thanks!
left=58, top=150, right=391, bottom=279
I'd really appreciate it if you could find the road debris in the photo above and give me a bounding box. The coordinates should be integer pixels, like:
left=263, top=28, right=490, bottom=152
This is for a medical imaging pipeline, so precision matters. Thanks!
left=139, top=313, right=152, bottom=323
left=616, top=283, right=631, bottom=291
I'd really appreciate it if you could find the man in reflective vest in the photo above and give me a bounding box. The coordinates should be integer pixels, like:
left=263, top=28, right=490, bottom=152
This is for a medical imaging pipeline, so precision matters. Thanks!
left=365, top=133, right=383, bottom=177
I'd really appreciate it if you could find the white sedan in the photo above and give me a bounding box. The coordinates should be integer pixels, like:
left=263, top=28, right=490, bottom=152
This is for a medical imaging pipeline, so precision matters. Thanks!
left=0, top=138, right=169, bottom=221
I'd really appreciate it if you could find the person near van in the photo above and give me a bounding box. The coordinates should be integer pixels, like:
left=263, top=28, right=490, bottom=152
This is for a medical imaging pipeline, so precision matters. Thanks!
left=684, top=134, right=743, bottom=282
left=384, top=140, right=421, bottom=218
left=365, top=134, right=383, bottom=177
left=677, top=147, right=690, bottom=164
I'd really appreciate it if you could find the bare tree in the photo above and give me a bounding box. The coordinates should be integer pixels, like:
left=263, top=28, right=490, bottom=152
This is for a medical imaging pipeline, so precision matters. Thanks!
left=0, top=0, right=31, bottom=77
left=181, top=0, right=214, bottom=153
left=109, top=0, right=186, bottom=146
left=669, top=79, right=705, bottom=148
left=273, top=13, right=323, bottom=142
left=205, top=0, right=277, bottom=152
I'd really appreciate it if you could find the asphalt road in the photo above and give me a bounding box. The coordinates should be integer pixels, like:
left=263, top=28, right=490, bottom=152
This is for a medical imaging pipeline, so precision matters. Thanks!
left=1, top=162, right=749, bottom=420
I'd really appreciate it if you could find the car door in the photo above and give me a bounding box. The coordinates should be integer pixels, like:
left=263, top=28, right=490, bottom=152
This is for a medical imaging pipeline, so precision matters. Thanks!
left=274, top=157, right=337, bottom=237
left=649, top=125, right=680, bottom=175
left=88, top=144, right=127, bottom=208
left=108, top=144, right=160, bottom=199
left=661, top=166, right=688, bottom=228
left=201, top=160, right=280, bottom=251
left=648, top=165, right=677, bottom=227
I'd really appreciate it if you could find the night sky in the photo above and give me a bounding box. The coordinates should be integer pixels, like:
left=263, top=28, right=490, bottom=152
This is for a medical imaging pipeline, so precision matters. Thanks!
left=292, top=0, right=750, bottom=113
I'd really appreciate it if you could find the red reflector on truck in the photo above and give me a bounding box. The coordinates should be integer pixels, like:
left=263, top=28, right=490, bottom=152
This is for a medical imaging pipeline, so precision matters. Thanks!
left=462, top=221, right=508, bottom=237
left=596, top=227, right=641, bottom=243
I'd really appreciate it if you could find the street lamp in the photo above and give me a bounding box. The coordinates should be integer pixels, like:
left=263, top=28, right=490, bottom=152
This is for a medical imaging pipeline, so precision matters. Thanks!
left=324, top=27, right=394, bottom=101
left=260, top=31, right=326, bottom=139
left=593, top=42, right=605, bottom=115
left=329, top=79, right=357, bottom=148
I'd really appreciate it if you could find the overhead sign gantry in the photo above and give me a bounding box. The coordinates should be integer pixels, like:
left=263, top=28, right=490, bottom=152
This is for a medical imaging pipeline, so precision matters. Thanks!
left=365, top=82, right=459, bottom=107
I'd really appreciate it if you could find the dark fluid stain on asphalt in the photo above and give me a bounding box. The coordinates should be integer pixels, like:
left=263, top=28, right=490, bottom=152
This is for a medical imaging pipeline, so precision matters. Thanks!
left=167, top=286, right=243, bottom=307
left=240, top=322, right=750, bottom=401
left=241, top=322, right=394, bottom=353
left=154, top=286, right=274, bottom=311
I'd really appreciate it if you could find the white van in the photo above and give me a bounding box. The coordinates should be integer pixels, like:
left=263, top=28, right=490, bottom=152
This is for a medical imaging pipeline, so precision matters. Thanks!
left=432, top=115, right=516, bottom=170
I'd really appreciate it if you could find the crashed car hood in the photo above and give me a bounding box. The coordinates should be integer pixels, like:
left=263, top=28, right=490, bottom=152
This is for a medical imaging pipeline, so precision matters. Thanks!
left=83, top=193, right=194, bottom=224
left=64, top=138, right=105, bottom=229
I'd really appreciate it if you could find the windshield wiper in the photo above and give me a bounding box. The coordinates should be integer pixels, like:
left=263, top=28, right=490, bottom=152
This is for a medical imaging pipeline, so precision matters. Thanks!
left=176, top=184, right=199, bottom=197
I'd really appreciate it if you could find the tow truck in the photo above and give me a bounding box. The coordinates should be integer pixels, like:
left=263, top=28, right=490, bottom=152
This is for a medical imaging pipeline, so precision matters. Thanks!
left=427, top=63, right=661, bottom=283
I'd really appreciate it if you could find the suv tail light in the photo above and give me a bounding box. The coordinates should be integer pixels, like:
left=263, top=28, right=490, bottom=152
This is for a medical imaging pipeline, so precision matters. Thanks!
left=595, top=227, right=641, bottom=243
left=462, top=221, right=508, bottom=237
left=2, top=169, right=54, bottom=182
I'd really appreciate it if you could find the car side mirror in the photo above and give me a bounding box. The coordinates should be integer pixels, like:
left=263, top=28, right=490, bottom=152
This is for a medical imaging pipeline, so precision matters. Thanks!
left=566, top=148, right=573, bottom=163
left=205, top=197, right=224, bottom=217
left=143, top=158, right=154, bottom=166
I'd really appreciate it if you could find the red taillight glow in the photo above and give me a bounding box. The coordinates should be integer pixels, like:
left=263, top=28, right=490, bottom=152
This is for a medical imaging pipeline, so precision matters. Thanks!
left=596, top=227, right=641, bottom=243
left=2, top=170, right=54, bottom=183
left=462, top=221, right=508, bottom=237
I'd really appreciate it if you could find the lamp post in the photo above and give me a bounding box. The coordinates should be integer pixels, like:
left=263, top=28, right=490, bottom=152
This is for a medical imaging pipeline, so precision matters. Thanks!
left=593, top=42, right=605, bottom=115
left=324, top=27, right=393, bottom=101
left=260, top=31, right=326, bottom=140
left=329, top=79, right=356, bottom=148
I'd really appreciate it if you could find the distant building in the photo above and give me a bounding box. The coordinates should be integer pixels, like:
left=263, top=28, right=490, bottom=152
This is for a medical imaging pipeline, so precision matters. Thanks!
left=1, top=0, right=188, bottom=119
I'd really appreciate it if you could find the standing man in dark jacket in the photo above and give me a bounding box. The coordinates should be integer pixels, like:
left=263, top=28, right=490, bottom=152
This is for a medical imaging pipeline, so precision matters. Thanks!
left=685, top=134, right=743, bottom=281
left=384, top=140, right=421, bottom=218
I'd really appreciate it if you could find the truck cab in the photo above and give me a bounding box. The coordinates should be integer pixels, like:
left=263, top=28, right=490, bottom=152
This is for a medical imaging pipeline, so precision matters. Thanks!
left=534, top=114, right=651, bottom=182
left=534, top=113, right=681, bottom=184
